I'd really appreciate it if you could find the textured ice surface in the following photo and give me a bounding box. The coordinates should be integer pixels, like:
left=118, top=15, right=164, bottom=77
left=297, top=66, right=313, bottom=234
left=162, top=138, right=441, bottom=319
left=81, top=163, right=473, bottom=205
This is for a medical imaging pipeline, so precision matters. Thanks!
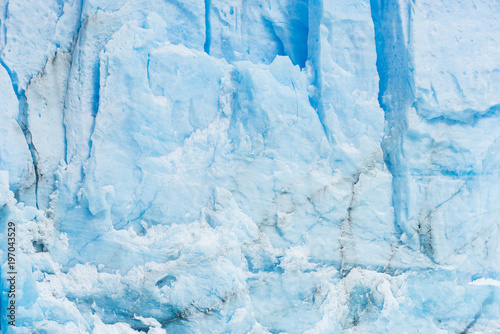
left=1, top=0, right=499, bottom=333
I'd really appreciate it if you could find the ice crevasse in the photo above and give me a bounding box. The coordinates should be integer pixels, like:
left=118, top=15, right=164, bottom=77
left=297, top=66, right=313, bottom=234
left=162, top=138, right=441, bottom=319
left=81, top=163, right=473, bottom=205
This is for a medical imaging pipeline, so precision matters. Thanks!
left=0, top=0, right=499, bottom=332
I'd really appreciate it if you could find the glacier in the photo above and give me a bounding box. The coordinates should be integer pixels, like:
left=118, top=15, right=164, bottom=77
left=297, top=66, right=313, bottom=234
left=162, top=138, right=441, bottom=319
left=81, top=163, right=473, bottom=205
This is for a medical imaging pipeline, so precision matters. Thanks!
left=0, top=0, right=499, bottom=332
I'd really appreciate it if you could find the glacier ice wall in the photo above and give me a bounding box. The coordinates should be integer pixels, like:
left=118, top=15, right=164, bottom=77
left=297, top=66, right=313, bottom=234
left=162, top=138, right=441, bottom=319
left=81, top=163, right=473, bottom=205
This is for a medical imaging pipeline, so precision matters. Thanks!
left=0, top=0, right=499, bottom=333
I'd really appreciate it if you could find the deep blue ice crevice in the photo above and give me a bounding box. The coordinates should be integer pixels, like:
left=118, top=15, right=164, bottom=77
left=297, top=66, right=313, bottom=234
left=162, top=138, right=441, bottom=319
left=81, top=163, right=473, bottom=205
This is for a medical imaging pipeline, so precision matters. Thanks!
left=266, top=0, right=309, bottom=68
left=0, top=57, right=19, bottom=95
left=204, top=0, right=211, bottom=54
left=370, top=0, right=414, bottom=247
left=306, top=0, right=330, bottom=144
left=86, top=54, right=102, bottom=163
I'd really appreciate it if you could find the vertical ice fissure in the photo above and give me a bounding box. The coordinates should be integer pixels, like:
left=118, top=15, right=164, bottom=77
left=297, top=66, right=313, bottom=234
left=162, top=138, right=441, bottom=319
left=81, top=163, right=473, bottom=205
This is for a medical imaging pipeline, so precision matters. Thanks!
left=306, top=0, right=331, bottom=144
left=86, top=58, right=100, bottom=161
left=1, top=0, right=85, bottom=207
left=62, top=0, right=85, bottom=164
left=339, top=172, right=362, bottom=278
left=17, top=94, right=40, bottom=209
left=369, top=0, right=413, bottom=247
left=0, top=57, right=39, bottom=207
left=204, top=0, right=211, bottom=54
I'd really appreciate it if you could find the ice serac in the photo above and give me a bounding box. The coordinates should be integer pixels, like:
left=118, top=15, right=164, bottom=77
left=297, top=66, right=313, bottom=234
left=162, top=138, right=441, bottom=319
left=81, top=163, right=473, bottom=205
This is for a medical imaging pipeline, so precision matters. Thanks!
left=58, top=1, right=206, bottom=208
left=0, top=0, right=499, bottom=333
left=374, top=0, right=500, bottom=268
left=82, top=19, right=228, bottom=228
left=308, top=0, right=396, bottom=273
left=372, top=0, right=500, bottom=331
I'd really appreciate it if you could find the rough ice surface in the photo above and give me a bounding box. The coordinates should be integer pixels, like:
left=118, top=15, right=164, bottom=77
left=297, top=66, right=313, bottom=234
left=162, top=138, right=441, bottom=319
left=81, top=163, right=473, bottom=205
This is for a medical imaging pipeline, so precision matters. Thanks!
left=0, top=0, right=499, bottom=332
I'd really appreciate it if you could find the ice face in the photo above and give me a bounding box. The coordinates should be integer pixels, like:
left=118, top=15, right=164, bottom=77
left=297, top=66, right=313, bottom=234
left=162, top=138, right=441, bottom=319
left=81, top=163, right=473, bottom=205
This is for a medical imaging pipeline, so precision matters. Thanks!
left=0, top=66, right=34, bottom=194
left=1, top=0, right=499, bottom=333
